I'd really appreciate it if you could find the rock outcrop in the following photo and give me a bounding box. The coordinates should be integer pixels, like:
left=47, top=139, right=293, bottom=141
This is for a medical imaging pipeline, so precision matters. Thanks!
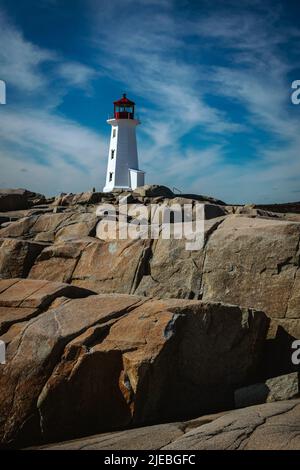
left=0, top=186, right=300, bottom=449
left=0, top=189, right=45, bottom=212
left=11, top=214, right=298, bottom=336
left=0, top=278, right=267, bottom=446
left=52, top=191, right=104, bottom=207
left=0, top=211, right=99, bottom=243
left=133, top=184, right=175, bottom=199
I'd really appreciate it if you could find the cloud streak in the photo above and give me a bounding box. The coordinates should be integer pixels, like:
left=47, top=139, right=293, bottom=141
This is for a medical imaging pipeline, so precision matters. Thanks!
left=0, top=11, right=56, bottom=92
left=0, top=108, right=106, bottom=194
left=0, top=6, right=105, bottom=195
left=89, top=0, right=300, bottom=202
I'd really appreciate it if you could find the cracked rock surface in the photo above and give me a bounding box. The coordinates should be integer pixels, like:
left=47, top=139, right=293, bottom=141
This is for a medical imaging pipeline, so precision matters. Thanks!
left=34, top=400, right=300, bottom=450
left=163, top=400, right=300, bottom=450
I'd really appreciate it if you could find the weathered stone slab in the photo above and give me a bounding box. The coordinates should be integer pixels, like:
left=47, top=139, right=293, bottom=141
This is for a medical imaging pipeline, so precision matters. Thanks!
left=234, top=372, right=299, bottom=408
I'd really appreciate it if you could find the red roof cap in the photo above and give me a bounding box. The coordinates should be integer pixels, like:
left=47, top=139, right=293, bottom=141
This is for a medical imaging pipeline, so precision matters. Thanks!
left=114, top=93, right=135, bottom=106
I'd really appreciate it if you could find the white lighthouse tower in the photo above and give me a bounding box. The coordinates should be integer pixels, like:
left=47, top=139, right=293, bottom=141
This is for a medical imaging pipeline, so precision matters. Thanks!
left=103, top=93, right=145, bottom=192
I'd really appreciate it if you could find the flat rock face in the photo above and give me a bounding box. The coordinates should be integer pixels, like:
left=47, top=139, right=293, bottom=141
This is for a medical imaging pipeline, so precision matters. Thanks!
left=36, top=422, right=186, bottom=450
left=0, top=282, right=267, bottom=446
left=0, top=238, right=45, bottom=279
left=35, top=400, right=300, bottom=450
left=202, top=216, right=300, bottom=319
left=71, top=238, right=152, bottom=294
left=28, top=238, right=93, bottom=284
left=134, top=218, right=225, bottom=299
left=0, top=278, right=93, bottom=308
left=163, top=400, right=300, bottom=450
left=0, top=278, right=94, bottom=337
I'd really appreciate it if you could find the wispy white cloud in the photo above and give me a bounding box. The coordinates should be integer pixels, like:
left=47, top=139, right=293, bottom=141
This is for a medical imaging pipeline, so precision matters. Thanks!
left=0, top=9, right=99, bottom=101
left=89, top=0, right=300, bottom=203
left=196, top=8, right=300, bottom=201
left=0, top=7, right=105, bottom=195
left=91, top=1, right=241, bottom=148
left=0, top=11, right=56, bottom=92
left=0, top=108, right=106, bottom=194
left=57, top=62, right=98, bottom=90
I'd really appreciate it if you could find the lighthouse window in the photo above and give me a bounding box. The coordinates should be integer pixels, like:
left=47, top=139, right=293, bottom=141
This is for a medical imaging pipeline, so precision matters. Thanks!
left=109, top=172, right=113, bottom=182
left=111, top=149, right=115, bottom=159
left=113, top=129, right=116, bottom=138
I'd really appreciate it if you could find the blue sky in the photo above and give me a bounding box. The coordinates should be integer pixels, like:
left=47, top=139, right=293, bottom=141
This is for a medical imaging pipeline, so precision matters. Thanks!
left=0, top=0, right=300, bottom=203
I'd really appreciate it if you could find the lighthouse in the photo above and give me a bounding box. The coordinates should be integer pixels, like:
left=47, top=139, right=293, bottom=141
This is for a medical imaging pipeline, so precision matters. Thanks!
left=103, top=94, right=145, bottom=192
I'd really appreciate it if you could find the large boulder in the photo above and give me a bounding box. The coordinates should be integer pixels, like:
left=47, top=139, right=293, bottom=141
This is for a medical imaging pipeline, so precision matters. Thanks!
left=198, top=215, right=300, bottom=373
left=234, top=372, right=299, bottom=408
left=0, top=291, right=267, bottom=446
left=235, top=205, right=281, bottom=219
left=54, top=212, right=99, bottom=241
left=0, top=291, right=144, bottom=447
left=133, top=185, right=174, bottom=198
left=203, top=203, right=228, bottom=219
left=201, top=215, right=300, bottom=319
left=0, top=210, right=31, bottom=225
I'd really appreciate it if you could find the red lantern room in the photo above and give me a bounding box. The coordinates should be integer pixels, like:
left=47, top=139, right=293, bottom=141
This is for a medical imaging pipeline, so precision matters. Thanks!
left=113, top=93, right=135, bottom=119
